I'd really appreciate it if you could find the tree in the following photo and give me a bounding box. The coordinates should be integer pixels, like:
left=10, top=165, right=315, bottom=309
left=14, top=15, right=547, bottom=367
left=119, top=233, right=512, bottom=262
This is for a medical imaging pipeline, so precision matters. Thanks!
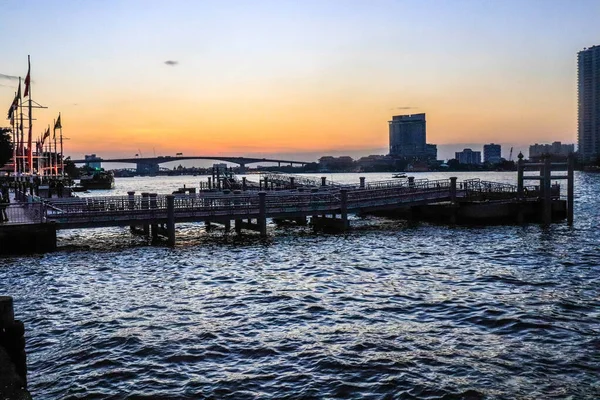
left=63, top=157, right=80, bottom=179
left=0, top=128, right=14, bottom=168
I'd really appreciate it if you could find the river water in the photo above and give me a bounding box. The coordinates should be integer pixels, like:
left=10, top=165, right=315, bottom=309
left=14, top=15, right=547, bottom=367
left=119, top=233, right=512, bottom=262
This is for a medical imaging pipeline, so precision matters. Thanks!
left=1, top=172, right=599, bottom=399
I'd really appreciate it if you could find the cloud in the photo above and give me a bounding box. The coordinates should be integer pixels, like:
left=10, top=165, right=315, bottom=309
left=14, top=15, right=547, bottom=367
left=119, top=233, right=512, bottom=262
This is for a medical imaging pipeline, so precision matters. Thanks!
left=391, top=106, right=417, bottom=110
left=164, top=60, right=179, bottom=66
left=0, top=73, right=19, bottom=81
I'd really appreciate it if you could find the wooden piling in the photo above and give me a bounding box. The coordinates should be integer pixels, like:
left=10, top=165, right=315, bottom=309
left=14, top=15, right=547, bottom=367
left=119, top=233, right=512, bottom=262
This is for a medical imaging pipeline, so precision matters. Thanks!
left=149, top=193, right=158, bottom=241
left=166, top=195, right=175, bottom=246
left=517, top=153, right=524, bottom=198
left=321, top=176, right=326, bottom=186
left=258, top=192, right=267, bottom=237
left=141, top=192, right=150, bottom=236
left=567, top=154, right=574, bottom=225
left=359, top=177, right=365, bottom=188
left=449, top=177, right=457, bottom=203
left=543, top=157, right=552, bottom=225
left=340, top=189, right=349, bottom=230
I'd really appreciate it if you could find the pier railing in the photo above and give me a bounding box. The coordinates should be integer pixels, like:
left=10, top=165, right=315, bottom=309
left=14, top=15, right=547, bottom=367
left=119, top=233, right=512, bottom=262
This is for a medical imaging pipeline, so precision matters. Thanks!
left=38, top=177, right=565, bottom=228
left=2, top=202, right=46, bottom=225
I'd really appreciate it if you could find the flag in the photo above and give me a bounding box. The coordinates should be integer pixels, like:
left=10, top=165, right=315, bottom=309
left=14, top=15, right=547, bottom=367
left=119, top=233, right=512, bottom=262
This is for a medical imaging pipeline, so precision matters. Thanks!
left=24, top=59, right=31, bottom=97
left=42, top=127, right=50, bottom=145
left=7, top=81, right=21, bottom=119
left=54, top=114, right=62, bottom=130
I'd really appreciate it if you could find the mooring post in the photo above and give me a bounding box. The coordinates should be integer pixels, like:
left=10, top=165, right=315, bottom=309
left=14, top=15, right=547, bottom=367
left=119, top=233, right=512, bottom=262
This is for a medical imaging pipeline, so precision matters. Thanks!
left=567, top=154, right=574, bottom=225
left=166, top=194, right=175, bottom=246
left=321, top=176, right=326, bottom=186
left=517, top=153, right=524, bottom=199
left=258, top=191, right=267, bottom=237
left=340, top=189, right=349, bottom=231
left=408, top=176, right=415, bottom=189
left=242, top=177, right=247, bottom=191
left=0, top=296, right=14, bottom=326
left=290, top=177, right=295, bottom=189
left=141, top=192, right=150, bottom=236
left=449, top=177, right=457, bottom=203
left=0, top=296, right=27, bottom=388
left=543, top=156, right=552, bottom=225
left=359, top=177, right=365, bottom=188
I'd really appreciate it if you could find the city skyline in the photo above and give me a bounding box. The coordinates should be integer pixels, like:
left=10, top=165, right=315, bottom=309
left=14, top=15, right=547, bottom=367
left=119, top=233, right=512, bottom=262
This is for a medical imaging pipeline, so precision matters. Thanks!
left=1, top=1, right=599, bottom=159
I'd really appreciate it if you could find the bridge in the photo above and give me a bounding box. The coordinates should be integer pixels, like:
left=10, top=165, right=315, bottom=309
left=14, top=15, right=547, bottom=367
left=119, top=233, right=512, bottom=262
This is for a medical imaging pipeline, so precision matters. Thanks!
left=70, top=155, right=312, bottom=174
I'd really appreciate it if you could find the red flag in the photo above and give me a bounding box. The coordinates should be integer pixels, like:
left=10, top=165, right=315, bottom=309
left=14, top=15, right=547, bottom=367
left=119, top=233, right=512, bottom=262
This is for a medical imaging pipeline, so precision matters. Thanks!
left=24, top=60, right=31, bottom=97
left=7, top=81, right=21, bottom=119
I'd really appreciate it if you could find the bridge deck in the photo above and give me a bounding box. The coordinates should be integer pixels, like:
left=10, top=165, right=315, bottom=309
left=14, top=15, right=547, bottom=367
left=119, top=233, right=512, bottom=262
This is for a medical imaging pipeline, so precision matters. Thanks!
left=36, top=178, right=543, bottom=230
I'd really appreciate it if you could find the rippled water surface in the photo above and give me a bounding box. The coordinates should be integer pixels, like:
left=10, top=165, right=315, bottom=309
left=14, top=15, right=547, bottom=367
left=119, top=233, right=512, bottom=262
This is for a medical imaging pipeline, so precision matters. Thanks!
left=1, top=172, right=599, bottom=399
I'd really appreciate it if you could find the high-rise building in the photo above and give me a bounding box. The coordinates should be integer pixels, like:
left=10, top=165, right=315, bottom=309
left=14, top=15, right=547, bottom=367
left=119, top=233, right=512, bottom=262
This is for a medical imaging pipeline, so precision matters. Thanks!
left=388, top=113, right=436, bottom=159
left=578, top=45, right=600, bottom=163
left=455, top=148, right=481, bottom=165
left=483, top=143, right=502, bottom=164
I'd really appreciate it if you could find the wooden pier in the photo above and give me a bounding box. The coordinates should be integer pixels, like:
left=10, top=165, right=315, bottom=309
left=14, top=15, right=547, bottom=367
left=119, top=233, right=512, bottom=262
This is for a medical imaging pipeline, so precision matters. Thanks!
left=0, top=172, right=574, bottom=253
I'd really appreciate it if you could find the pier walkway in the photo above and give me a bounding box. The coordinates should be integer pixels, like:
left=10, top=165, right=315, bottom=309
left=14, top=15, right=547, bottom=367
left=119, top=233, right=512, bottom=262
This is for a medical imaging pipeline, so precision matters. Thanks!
left=0, top=175, right=566, bottom=252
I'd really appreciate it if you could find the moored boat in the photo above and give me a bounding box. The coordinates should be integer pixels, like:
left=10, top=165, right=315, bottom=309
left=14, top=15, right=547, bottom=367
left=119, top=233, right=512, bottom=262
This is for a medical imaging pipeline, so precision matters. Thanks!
left=79, top=170, right=115, bottom=190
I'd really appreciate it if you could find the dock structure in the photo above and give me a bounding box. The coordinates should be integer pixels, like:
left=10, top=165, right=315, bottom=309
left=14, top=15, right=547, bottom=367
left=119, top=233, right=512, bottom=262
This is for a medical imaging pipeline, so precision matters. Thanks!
left=0, top=174, right=574, bottom=253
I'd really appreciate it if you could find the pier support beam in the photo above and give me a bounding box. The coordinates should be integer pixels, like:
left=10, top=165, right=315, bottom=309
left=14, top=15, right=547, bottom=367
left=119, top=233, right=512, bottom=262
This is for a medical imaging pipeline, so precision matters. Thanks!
left=258, top=192, right=267, bottom=237
left=166, top=195, right=175, bottom=246
left=517, top=153, right=524, bottom=199
left=149, top=193, right=158, bottom=241
left=449, top=177, right=457, bottom=203
left=567, top=154, right=574, bottom=225
left=128, top=191, right=136, bottom=232
left=543, top=157, right=552, bottom=225
left=141, top=192, right=150, bottom=236
left=340, top=189, right=349, bottom=231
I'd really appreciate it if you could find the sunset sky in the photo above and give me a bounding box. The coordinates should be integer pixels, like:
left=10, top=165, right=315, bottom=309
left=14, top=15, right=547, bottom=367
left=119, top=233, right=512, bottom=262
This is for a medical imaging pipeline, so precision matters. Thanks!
left=1, top=0, right=599, bottom=161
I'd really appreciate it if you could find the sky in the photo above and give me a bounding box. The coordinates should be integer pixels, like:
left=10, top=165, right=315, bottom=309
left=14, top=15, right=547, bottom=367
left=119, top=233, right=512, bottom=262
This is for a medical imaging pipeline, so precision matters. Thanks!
left=1, top=0, right=599, bottom=161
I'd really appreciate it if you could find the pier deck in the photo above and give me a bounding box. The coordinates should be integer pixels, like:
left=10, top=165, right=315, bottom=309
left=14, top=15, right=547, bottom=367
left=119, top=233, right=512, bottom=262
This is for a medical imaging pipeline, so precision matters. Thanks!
left=0, top=176, right=568, bottom=252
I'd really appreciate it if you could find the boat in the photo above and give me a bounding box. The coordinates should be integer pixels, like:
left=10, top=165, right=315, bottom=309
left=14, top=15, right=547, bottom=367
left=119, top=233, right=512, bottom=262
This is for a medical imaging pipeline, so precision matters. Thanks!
left=392, top=173, right=407, bottom=178
left=78, top=170, right=115, bottom=190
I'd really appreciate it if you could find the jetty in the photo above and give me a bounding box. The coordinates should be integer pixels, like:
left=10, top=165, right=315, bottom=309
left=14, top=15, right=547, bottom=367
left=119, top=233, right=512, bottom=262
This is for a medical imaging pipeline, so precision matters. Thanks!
left=0, top=157, right=574, bottom=255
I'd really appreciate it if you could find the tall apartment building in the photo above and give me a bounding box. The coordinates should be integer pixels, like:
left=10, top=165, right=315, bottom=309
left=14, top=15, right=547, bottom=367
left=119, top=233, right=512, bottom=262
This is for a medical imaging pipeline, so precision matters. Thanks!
left=388, top=113, right=437, bottom=160
left=483, top=143, right=502, bottom=164
left=455, top=148, right=481, bottom=165
left=578, top=45, right=600, bottom=163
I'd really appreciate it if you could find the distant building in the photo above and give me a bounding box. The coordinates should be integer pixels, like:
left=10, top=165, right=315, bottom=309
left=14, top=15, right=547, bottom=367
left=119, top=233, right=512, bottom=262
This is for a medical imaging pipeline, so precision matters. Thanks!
left=318, top=156, right=354, bottom=170
left=529, top=142, right=575, bottom=160
left=578, top=45, right=600, bottom=163
left=483, top=143, right=502, bottom=164
left=212, top=163, right=228, bottom=172
left=84, top=154, right=102, bottom=170
left=455, top=148, right=481, bottom=165
left=388, top=113, right=436, bottom=160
